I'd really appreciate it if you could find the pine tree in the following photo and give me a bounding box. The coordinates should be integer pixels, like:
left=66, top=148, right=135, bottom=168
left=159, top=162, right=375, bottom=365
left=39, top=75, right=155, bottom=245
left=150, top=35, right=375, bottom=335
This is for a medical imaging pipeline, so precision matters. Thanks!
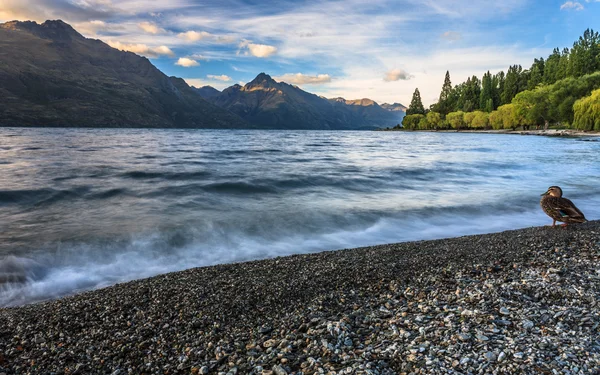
left=406, top=88, right=425, bottom=115
left=480, top=71, right=493, bottom=112
left=435, top=71, right=454, bottom=115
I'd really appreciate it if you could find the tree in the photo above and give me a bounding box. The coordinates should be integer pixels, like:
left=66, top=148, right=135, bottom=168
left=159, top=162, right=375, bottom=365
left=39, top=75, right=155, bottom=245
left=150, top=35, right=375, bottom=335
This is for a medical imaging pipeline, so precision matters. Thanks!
left=549, top=71, right=600, bottom=124
left=406, top=88, right=426, bottom=115
left=513, top=86, right=555, bottom=127
left=527, top=58, right=545, bottom=90
left=426, top=111, right=443, bottom=129
left=502, top=65, right=523, bottom=105
left=544, top=48, right=561, bottom=84
left=569, top=29, right=600, bottom=77
left=446, top=111, right=466, bottom=129
left=402, top=114, right=424, bottom=129
left=434, top=71, right=454, bottom=116
left=471, top=111, right=489, bottom=128
left=573, top=88, right=600, bottom=131
left=480, top=71, right=494, bottom=112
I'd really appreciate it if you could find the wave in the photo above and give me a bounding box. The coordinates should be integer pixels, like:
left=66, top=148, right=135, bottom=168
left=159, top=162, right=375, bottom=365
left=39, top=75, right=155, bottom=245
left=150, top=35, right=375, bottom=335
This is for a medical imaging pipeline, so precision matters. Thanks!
left=121, top=170, right=212, bottom=181
left=0, top=198, right=554, bottom=307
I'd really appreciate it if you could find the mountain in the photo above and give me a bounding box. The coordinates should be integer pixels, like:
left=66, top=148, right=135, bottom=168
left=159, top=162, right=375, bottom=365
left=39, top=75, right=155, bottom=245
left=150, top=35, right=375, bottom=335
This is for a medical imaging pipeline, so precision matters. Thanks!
left=381, top=102, right=407, bottom=112
left=0, top=20, right=246, bottom=128
left=193, top=85, right=221, bottom=99
left=204, top=73, right=404, bottom=129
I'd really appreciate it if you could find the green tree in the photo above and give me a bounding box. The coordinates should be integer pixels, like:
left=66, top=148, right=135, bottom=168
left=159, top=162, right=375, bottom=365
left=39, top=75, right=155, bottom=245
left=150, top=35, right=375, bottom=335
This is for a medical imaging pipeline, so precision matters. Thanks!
left=463, top=111, right=477, bottom=128
left=446, top=111, right=466, bottom=129
left=544, top=48, right=561, bottom=84
left=549, top=71, right=600, bottom=124
left=573, top=88, right=600, bottom=131
left=406, top=88, right=426, bottom=115
left=513, top=86, right=555, bottom=127
left=471, top=111, right=489, bottom=128
left=426, top=111, right=443, bottom=129
left=434, top=71, right=454, bottom=116
left=402, top=114, right=424, bottom=129
left=502, top=65, right=523, bottom=105
left=480, top=71, right=493, bottom=112
left=527, top=58, right=545, bottom=90
left=569, top=29, right=600, bottom=77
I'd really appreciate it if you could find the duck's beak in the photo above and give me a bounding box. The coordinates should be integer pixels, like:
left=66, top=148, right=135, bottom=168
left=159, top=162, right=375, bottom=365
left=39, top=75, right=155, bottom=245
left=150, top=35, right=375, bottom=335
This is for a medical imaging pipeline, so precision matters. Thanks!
left=541, top=191, right=549, bottom=196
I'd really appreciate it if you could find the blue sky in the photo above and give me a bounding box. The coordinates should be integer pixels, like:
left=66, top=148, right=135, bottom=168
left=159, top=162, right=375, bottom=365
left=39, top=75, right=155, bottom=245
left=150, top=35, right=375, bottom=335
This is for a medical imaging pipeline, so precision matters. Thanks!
left=1, top=0, right=599, bottom=106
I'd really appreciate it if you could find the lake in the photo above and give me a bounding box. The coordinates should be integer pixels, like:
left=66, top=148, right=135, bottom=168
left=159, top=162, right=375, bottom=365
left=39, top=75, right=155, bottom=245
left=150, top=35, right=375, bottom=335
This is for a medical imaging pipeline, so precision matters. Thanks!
left=1, top=128, right=599, bottom=306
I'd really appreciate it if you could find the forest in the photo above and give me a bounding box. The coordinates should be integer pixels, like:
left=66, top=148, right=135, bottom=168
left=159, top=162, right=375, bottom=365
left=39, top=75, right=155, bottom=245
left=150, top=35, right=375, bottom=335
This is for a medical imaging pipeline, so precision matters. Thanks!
left=402, top=29, right=600, bottom=131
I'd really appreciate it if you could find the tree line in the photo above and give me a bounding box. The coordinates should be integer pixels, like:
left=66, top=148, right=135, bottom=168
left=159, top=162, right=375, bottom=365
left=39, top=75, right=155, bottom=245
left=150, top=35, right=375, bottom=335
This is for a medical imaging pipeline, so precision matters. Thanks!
left=402, top=29, right=600, bottom=131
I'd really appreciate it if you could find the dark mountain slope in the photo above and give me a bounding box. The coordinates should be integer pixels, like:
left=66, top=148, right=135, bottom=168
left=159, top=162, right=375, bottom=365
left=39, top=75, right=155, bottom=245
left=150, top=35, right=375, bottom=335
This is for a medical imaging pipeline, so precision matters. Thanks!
left=0, top=20, right=246, bottom=128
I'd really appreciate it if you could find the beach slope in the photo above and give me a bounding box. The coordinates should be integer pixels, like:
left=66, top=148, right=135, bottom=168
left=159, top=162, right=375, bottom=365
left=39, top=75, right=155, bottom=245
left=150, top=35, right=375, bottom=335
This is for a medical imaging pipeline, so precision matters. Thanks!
left=1, top=223, right=599, bottom=374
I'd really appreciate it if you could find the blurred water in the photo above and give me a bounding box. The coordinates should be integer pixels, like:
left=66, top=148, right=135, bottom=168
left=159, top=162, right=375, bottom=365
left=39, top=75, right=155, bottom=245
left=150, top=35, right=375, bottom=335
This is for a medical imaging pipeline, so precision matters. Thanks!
left=1, top=128, right=599, bottom=306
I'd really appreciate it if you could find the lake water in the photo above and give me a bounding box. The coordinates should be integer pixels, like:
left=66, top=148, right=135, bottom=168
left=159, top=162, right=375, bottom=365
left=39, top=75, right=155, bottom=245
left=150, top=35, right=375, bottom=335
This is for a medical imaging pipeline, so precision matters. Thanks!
left=1, top=128, right=599, bottom=306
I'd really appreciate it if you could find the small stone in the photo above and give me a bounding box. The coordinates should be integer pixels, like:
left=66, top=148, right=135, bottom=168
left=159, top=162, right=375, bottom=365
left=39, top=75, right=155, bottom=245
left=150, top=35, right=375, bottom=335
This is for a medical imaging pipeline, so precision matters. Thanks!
left=499, top=307, right=510, bottom=315
left=476, top=334, right=489, bottom=342
left=498, top=352, right=506, bottom=362
left=200, top=366, right=209, bottom=374
left=522, top=320, right=534, bottom=329
left=484, top=351, right=496, bottom=362
left=272, top=365, right=288, bottom=375
left=514, top=352, right=525, bottom=359
left=458, top=333, right=471, bottom=341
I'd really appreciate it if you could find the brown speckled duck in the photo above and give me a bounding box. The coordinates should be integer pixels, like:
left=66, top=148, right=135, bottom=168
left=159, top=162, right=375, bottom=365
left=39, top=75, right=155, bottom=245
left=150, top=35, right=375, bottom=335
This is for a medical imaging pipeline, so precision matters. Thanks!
left=540, top=186, right=587, bottom=227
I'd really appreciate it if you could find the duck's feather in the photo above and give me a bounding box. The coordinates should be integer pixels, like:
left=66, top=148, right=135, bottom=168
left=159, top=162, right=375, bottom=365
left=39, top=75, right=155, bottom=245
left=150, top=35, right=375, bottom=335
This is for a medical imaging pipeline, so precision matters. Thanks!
left=541, top=196, right=587, bottom=223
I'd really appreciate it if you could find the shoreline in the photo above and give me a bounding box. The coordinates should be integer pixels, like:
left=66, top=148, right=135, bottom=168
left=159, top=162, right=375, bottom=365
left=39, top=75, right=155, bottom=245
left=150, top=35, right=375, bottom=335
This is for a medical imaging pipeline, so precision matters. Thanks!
left=383, top=128, right=600, bottom=137
left=1, top=223, right=599, bottom=374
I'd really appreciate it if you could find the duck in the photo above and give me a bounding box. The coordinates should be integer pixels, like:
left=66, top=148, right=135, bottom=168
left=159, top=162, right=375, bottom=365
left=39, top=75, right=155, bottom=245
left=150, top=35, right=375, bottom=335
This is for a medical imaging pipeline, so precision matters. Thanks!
left=540, top=186, right=587, bottom=227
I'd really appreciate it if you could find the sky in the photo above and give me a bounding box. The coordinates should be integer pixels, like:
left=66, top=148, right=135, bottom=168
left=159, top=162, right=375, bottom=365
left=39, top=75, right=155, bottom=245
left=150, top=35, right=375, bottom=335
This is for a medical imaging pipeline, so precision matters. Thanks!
left=1, top=0, right=599, bottom=106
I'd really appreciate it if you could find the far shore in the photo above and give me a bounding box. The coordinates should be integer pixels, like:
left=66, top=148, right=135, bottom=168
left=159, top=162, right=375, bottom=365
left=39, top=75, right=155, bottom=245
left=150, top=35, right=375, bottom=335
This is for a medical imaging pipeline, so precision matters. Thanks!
left=381, top=128, right=600, bottom=137
left=1, top=222, right=599, bottom=374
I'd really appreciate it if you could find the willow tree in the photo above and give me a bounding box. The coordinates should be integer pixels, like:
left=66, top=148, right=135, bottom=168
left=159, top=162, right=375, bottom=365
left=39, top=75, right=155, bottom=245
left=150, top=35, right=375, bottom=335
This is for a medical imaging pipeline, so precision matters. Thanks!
left=573, top=88, right=600, bottom=130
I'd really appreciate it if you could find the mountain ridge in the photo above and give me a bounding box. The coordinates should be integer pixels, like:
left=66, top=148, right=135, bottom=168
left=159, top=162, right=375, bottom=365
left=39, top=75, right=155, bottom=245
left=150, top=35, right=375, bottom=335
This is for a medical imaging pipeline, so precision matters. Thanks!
left=196, top=73, right=405, bottom=129
left=0, top=20, right=247, bottom=128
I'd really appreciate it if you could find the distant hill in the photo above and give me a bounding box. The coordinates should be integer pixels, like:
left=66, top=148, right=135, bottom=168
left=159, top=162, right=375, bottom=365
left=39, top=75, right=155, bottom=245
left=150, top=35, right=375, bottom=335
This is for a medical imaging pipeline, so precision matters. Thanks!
left=0, top=20, right=246, bottom=128
left=381, top=102, right=407, bottom=112
left=203, top=73, right=404, bottom=129
left=193, top=85, right=221, bottom=99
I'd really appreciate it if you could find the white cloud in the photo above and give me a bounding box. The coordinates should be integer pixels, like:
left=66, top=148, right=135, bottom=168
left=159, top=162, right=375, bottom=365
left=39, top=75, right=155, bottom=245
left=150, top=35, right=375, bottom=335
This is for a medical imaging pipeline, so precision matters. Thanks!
left=106, top=40, right=174, bottom=57
left=383, top=69, right=413, bottom=82
left=178, top=30, right=212, bottom=42
left=560, top=1, right=584, bottom=10
left=138, top=21, right=164, bottom=34
left=441, top=31, right=462, bottom=41
left=238, top=40, right=278, bottom=58
left=184, top=78, right=230, bottom=91
left=175, top=57, right=200, bottom=67
left=207, top=74, right=232, bottom=81
left=274, top=73, right=332, bottom=85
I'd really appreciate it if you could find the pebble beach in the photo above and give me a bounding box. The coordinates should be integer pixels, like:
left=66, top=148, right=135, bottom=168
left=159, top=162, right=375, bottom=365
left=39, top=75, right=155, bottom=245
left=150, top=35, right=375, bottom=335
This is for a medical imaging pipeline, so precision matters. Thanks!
left=1, top=222, right=599, bottom=375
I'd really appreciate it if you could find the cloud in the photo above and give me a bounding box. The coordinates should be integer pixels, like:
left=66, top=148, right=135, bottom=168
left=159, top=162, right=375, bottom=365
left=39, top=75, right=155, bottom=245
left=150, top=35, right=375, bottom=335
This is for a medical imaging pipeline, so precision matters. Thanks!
left=207, top=74, right=232, bottom=81
left=274, top=73, right=332, bottom=85
left=184, top=78, right=230, bottom=91
left=106, top=40, right=174, bottom=58
left=238, top=40, right=278, bottom=58
left=441, top=31, right=462, bottom=41
left=560, top=1, right=584, bottom=10
left=383, top=69, right=413, bottom=82
left=138, top=21, right=164, bottom=34
left=178, top=30, right=212, bottom=42
left=175, top=57, right=200, bottom=67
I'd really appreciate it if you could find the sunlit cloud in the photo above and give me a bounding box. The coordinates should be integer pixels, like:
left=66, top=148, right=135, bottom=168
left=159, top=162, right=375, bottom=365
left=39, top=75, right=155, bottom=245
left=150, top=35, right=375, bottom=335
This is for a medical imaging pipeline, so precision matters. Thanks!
left=560, top=1, right=584, bottom=10
left=106, top=40, right=174, bottom=57
left=274, top=73, right=332, bottom=85
left=383, top=69, right=413, bottom=82
left=178, top=30, right=212, bottom=42
left=138, top=21, right=164, bottom=34
left=207, top=74, right=232, bottom=81
left=239, top=40, right=278, bottom=58
left=176, top=57, right=200, bottom=67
